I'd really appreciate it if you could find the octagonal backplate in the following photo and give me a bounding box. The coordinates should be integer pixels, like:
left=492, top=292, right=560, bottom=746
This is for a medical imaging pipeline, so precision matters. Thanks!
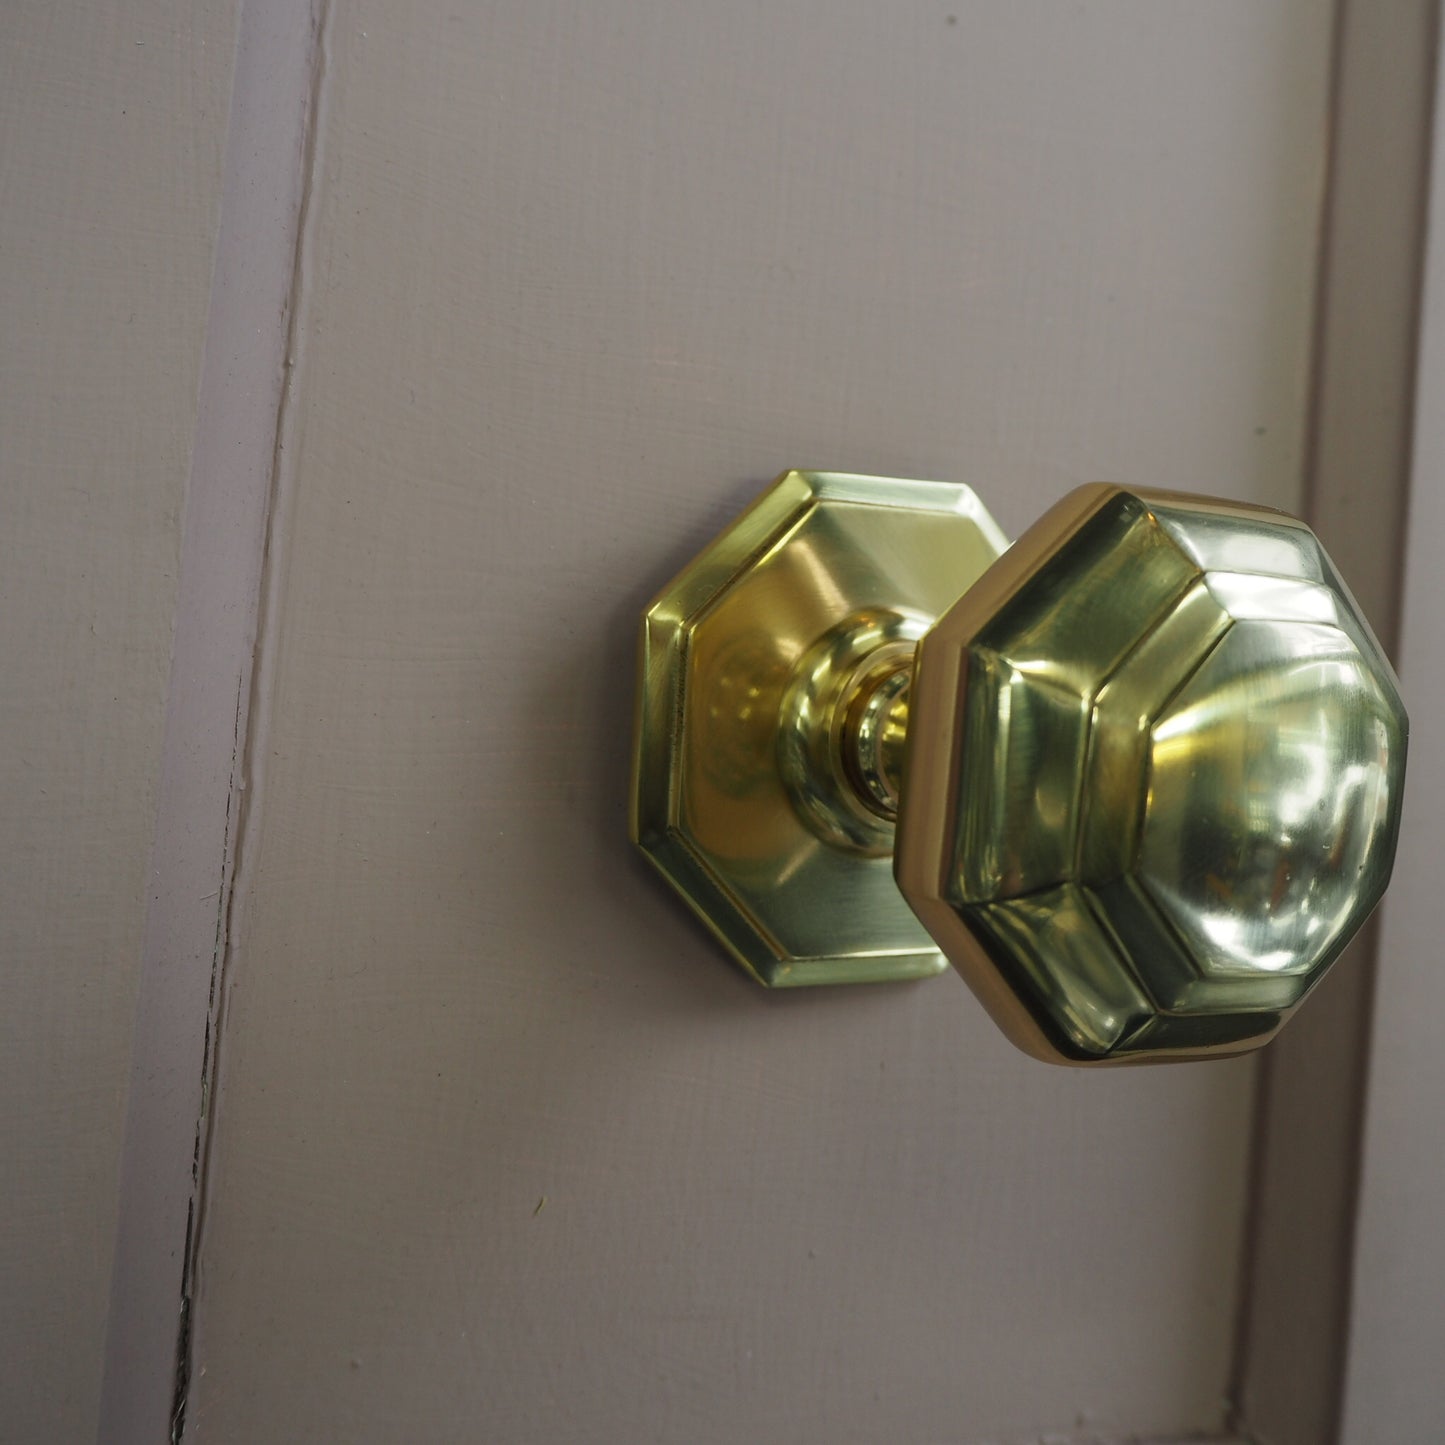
left=630, top=470, right=1007, bottom=986
left=895, top=484, right=1407, bottom=1064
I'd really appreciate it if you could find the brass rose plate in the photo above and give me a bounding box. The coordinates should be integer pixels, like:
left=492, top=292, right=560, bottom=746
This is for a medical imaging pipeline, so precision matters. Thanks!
left=631, top=471, right=1007, bottom=987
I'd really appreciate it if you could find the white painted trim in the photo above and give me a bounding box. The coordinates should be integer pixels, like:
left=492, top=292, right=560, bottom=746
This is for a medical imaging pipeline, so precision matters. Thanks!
left=97, top=4, right=323, bottom=1439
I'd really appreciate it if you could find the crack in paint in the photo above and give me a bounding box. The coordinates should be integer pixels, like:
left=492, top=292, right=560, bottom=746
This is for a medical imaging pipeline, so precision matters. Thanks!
left=169, top=3, right=333, bottom=1437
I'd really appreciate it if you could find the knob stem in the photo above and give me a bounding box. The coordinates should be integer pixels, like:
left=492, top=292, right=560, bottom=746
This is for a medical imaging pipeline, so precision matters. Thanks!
left=843, top=659, right=912, bottom=819
left=777, top=610, right=926, bottom=856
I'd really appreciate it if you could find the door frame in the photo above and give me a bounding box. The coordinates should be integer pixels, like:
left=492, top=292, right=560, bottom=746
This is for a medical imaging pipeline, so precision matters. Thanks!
left=1233, top=3, right=1439, bottom=1443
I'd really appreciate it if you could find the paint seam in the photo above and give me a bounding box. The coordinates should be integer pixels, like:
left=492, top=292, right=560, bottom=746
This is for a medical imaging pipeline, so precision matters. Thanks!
left=170, top=3, right=333, bottom=1438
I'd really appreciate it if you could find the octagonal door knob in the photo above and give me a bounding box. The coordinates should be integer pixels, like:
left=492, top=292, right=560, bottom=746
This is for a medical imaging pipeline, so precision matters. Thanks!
left=631, top=473, right=1407, bottom=1065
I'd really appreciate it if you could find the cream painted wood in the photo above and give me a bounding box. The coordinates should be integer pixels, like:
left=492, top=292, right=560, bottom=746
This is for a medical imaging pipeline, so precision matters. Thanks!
left=0, top=4, right=236, bottom=1440
left=1340, top=13, right=1445, bottom=1437
left=178, top=4, right=1340, bottom=1441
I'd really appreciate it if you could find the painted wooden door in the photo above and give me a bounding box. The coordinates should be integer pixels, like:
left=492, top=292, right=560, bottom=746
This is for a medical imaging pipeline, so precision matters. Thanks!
left=171, top=5, right=1339, bottom=1441
left=4, top=3, right=1435, bottom=1443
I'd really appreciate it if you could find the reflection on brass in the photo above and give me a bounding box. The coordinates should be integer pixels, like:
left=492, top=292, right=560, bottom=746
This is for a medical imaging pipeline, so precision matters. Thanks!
left=633, top=476, right=1407, bottom=1064
left=630, top=471, right=1007, bottom=986
left=895, top=486, right=1408, bottom=1064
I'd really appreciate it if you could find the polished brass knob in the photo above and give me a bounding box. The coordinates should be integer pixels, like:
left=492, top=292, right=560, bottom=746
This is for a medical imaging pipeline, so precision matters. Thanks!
left=631, top=472, right=1407, bottom=1064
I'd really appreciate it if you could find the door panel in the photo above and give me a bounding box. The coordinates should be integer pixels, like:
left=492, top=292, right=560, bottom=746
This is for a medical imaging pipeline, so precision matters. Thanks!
left=186, top=3, right=1333, bottom=1440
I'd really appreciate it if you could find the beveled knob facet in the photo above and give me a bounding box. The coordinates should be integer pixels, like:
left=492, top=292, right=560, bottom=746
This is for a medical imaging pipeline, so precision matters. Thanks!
left=895, top=485, right=1407, bottom=1063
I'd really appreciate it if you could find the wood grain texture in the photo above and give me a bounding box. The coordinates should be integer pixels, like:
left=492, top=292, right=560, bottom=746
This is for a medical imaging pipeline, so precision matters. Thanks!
left=0, top=3, right=235, bottom=1439
left=185, top=3, right=1331, bottom=1441
left=1340, top=14, right=1445, bottom=1438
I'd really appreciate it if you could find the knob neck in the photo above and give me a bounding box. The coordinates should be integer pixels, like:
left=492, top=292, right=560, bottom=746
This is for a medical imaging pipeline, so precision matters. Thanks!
left=776, top=609, right=927, bottom=857
left=843, top=659, right=911, bottom=819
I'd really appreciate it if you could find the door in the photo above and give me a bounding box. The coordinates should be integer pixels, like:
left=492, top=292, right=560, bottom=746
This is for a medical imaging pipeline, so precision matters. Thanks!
left=3, top=3, right=1436, bottom=1443
left=166, top=4, right=1368, bottom=1440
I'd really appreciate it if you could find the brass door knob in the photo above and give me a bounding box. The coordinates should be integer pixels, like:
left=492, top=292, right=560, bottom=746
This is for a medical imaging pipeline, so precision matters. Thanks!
left=631, top=472, right=1407, bottom=1064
